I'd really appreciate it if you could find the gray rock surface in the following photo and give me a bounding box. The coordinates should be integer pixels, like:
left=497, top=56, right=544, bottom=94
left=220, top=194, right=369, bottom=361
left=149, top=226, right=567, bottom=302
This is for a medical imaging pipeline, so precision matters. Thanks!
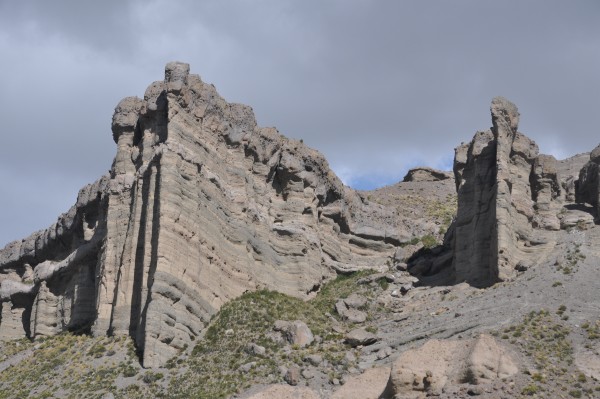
left=576, top=145, right=600, bottom=219
left=336, top=298, right=367, bottom=323
left=386, top=334, right=517, bottom=398
left=345, top=328, right=379, bottom=347
left=450, top=97, right=565, bottom=287
left=284, top=366, right=300, bottom=386
left=274, top=320, right=314, bottom=348
left=2, top=62, right=598, bottom=389
left=0, top=62, right=408, bottom=366
left=403, top=167, right=453, bottom=182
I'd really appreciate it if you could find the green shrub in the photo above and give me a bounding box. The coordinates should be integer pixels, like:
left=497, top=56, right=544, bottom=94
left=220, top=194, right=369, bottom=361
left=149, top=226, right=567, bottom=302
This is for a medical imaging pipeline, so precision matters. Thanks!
left=143, top=371, right=164, bottom=384
left=421, top=234, right=437, bottom=249
left=522, top=384, right=539, bottom=395
left=378, top=278, right=389, bottom=291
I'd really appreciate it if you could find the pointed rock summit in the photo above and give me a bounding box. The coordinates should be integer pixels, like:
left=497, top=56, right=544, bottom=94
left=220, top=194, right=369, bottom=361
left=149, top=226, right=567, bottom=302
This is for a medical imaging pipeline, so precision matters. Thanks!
left=451, top=97, right=561, bottom=286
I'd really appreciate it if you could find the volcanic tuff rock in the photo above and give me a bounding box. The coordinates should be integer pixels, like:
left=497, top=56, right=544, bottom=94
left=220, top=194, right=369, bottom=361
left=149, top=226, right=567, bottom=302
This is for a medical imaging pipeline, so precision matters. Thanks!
left=2, top=61, right=600, bottom=386
left=0, top=62, right=409, bottom=367
left=449, top=97, right=564, bottom=287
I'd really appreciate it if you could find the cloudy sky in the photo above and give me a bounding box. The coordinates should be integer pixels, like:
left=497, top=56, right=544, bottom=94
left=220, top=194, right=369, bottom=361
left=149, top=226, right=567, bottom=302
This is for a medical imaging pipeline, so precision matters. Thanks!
left=1, top=1, right=599, bottom=246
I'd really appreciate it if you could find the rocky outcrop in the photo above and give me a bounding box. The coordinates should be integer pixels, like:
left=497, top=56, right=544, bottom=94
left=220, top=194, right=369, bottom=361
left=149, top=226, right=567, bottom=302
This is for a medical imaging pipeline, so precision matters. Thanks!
left=385, top=334, right=518, bottom=398
left=0, top=62, right=404, bottom=367
left=576, top=145, right=600, bottom=219
left=451, top=97, right=562, bottom=287
left=531, top=154, right=561, bottom=230
left=402, top=167, right=452, bottom=182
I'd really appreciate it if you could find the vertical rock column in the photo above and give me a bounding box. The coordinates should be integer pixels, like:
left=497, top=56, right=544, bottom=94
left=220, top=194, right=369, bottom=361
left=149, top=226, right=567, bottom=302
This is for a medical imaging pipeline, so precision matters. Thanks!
left=141, top=62, right=200, bottom=368
left=490, top=97, right=538, bottom=280
left=531, top=154, right=561, bottom=230
left=576, top=145, right=600, bottom=219
left=93, top=97, right=142, bottom=335
left=0, top=301, right=28, bottom=340
left=452, top=130, right=497, bottom=286
left=452, top=97, right=540, bottom=286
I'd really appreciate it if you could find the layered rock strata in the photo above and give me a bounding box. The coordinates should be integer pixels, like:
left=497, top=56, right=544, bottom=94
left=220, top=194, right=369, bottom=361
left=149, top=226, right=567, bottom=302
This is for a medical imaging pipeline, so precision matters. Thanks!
left=0, top=62, right=403, bottom=367
left=451, top=97, right=561, bottom=287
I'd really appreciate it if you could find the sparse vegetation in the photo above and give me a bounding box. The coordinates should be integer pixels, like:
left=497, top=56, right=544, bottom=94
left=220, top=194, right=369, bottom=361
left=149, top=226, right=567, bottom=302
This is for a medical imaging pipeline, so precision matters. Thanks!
left=169, top=269, right=383, bottom=398
left=498, top=310, right=600, bottom=397
left=420, top=234, right=438, bottom=249
left=556, top=243, right=585, bottom=275
left=581, top=320, right=600, bottom=340
left=0, top=332, right=143, bottom=399
left=0, top=269, right=391, bottom=398
left=521, top=383, right=539, bottom=395
left=425, top=195, right=457, bottom=231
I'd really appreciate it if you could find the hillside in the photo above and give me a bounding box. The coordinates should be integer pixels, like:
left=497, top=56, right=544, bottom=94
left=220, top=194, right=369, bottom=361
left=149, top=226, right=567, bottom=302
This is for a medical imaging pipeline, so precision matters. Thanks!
left=1, top=63, right=600, bottom=398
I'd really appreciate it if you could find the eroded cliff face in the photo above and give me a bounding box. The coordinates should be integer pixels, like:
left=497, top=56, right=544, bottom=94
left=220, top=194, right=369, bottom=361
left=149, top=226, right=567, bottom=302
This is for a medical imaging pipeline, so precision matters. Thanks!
left=576, top=145, right=600, bottom=218
left=0, top=62, right=407, bottom=367
left=451, top=97, right=562, bottom=287
left=2, top=64, right=595, bottom=370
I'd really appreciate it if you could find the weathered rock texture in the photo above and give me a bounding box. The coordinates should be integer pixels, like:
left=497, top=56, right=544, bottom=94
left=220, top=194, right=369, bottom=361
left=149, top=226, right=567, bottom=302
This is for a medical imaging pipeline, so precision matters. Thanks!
left=0, top=62, right=404, bottom=367
left=386, top=334, right=518, bottom=398
left=576, top=144, right=600, bottom=219
left=402, top=167, right=452, bottom=182
left=451, top=97, right=562, bottom=287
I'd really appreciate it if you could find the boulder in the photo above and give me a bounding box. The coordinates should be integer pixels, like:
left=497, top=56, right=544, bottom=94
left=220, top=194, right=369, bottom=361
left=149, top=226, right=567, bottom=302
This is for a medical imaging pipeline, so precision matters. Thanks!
left=246, top=343, right=266, bottom=356
left=344, top=293, right=367, bottom=309
left=331, top=367, right=390, bottom=399
left=284, top=366, right=300, bottom=386
left=239, top=384, right=320, bottom=399
left=274, top=320, right=314, bottom=348
left=345, top=328, right=379, bottom=347
left=336, top=299, right=367, bottom=323
left=388, top=339, right=459, bottom=397
left=465, top=334, right=519, bottom=384
left=303, top=354, right=322, bottom=366
left=386, top=334, right=518, bottom=398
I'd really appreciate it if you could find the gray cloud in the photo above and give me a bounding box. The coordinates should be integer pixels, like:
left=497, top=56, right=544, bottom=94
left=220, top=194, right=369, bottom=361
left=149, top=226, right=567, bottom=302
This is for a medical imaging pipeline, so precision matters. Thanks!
left=1, top=0, right=599, bottom=246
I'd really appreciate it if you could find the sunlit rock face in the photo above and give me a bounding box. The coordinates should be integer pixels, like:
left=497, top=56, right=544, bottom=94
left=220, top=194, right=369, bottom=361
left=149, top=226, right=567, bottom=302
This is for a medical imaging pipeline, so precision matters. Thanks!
left=0, top=62, right=401, bottom=367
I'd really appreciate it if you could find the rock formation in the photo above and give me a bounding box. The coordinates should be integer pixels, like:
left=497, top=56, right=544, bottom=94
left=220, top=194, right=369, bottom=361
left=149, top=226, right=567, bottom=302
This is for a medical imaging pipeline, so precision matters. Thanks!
left=451, top=97, right=562, bottom=287
left=3, top=62, right=599, bottom=381
left=402, top=167, right=452, bottom=182
left=576, top=144, right=600, bottom=219
left=0, top=62, right=406, bottom=367
left=386, top=334, right=518, bottom=398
